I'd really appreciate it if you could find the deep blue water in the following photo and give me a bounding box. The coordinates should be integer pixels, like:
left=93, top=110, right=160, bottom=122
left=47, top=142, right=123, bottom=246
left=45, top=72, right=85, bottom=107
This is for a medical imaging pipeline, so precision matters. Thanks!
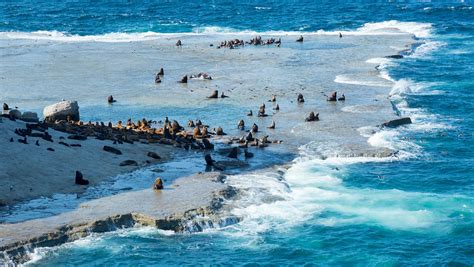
left=1, top=1, right=473, bottom=266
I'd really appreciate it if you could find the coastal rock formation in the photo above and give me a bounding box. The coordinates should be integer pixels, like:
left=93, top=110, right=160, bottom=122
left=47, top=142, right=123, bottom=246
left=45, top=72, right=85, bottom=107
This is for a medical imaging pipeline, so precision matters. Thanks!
left=8, top=109, right=22, bottom=120
left=20, top=112, right=39, bottom=122
left=103, top=145, right=122, bottom=155
left=381, top=117, right=412, bottom=128
left=43, top=100, right=80, bottom=122
left=119, top=160, right=138, bottom=166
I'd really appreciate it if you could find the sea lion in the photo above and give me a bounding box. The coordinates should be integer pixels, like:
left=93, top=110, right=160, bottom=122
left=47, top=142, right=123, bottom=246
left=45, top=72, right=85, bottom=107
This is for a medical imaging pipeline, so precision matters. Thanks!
left=201, top=127, right=209, bottom=137
left=216, top=126, right=224, bottom=135
left=153, top=178, right=164, bottom=190
left=179, top=75, right=188, bottom=83
left=193, top=127, right=202, bottom=138
left=258, top=104, right=266, bottom=117
left=339, top=32, right=342, bottom=38
left=188, top=120, right=195, bottom=127
left=305, top=112, right=320, bottom=122
left=208, top=90, right=218, bottom=98
left=251, top=123, right=258, bottom=133
left=75, top=171, right=89, bottom=185
left=297, top=93, right=305, bottom=103
left=271, top=95, right=276, bottom=102
left=158, top=68, right=164, bottom=76
left=274, top=104, right=280, bottom=111
left=221, top=92, right=229, bottom=98
left=338, top=94, right=346, bottom=101
left=327, top=92, right=337, bottom=101
left=2, top=103, right=9, bottom=111
left=155, top=74, right=161, bottom=83
left=296, top=35, right=304, bottom=42
left=108, top=95, right=116, bottom=104
left=9, top=138, right=13, bottom=142
left=35, top=140, right=39, bottom=146
left=108, top=122, right=112, bottom=128
left=117, top=121, right=122, bottom=129
left=195, top=119, right=202, bottom=127
left=176, top=40, right=182, bottom=47
left=268, top=120, right=275, bottom=129
left=247, top=110, right=253, bottom=116
left=245, top=132, right=254, bottom=142
left=237, top=119, right=245, bottom=130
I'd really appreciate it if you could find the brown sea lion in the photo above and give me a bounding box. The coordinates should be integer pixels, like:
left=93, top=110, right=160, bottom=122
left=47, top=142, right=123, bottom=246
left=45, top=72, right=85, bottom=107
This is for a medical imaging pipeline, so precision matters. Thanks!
left=193, top=127, right=201, bottom=138
left=327, top=92, right=337, bottom=101
left=208, top=90, right=218, bottom=98
left=155, top=74, right=161, bottom=83
left=251, top=123, right=258, bottom=133
left=176, top=40, right=182, bottom=47
left=216, top=126, right=225, bottom=135
left=271, top=95, right=276, bottom=102
left=188, top=120, right=195, bottom=127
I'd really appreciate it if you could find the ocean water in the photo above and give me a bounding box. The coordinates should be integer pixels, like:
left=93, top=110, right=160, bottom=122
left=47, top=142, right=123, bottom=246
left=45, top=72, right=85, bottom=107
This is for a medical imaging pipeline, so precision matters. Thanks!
left=1, top=1, right=474, bottom=266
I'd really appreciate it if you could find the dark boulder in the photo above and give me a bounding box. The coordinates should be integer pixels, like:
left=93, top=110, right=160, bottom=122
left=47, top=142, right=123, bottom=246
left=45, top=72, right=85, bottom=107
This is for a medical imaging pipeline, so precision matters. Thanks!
left=103, top=145, right=122, bottom=155
left=381, top=117, right=412, bottom=128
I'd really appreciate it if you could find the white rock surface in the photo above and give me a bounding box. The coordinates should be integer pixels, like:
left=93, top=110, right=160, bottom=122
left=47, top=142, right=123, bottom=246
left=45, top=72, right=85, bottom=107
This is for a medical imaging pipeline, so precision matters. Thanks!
left=43, top=100, right=80, bottom=122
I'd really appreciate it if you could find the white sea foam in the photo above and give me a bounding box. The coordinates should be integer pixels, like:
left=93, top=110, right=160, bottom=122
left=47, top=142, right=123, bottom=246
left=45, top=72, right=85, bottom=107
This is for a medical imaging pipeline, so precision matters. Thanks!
left=409, top=41, right=446, bottom=58
left=0, top=20, right=433, bottom=43
left=334, top=74, right=391, bottom=87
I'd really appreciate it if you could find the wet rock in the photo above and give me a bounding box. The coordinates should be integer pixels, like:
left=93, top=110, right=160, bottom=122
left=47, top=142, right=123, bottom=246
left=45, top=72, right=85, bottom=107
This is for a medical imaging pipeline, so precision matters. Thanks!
left=381, top=117, right=412, bottom=128
left=202, top=138, right=214, bottom=149
left=103, top=145, right=122, bottom=155
left=2, top=103, right=9, bottom=111
left=147, top=151, right=161, bottom=159
left=68, top=134, right=87, bottom=141
left=227, top=147, right=239, bottom=158
left=119, top=160, right=138, bottom=166
left=43, top=100, right=80, bottom=122
left=9, top=109, right=21, bottom=120
left=385, top=54, right=403, bottom=59
left=20, top=112, right=39, bottom=122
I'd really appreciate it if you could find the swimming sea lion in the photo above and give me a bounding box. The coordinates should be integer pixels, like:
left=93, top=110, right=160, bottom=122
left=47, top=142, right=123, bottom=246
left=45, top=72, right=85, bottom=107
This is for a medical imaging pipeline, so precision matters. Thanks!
left=338, top=94, right=346, bottom=101
left=305, top=112, right=320, bottom=122
left=247, top=110, right=253, bottom=116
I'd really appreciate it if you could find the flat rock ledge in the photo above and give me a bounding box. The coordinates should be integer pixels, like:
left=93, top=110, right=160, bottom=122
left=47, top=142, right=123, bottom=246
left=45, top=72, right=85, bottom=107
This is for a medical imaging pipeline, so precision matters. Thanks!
left=0, top=172, right=239, bottom=265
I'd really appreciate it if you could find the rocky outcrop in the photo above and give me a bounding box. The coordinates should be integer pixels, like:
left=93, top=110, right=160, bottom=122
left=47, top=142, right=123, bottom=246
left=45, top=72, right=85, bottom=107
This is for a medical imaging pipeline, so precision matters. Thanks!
left=381, top=117, right=412, bottom=128
left=8, top=109, right=21, bottom=120
left=43, top=100, right=80, bottom=122
left=20, top=111, right=39, bottom=122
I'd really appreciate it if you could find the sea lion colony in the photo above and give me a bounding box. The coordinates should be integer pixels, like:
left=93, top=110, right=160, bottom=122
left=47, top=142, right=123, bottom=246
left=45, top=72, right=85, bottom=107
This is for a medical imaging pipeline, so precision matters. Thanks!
left=2, top=35, right=348, bottom=189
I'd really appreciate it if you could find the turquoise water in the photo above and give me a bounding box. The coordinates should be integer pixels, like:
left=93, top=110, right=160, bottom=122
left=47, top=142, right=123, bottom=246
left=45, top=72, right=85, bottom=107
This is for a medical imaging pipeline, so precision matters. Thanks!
left=1, top=1, right=473, bottom=266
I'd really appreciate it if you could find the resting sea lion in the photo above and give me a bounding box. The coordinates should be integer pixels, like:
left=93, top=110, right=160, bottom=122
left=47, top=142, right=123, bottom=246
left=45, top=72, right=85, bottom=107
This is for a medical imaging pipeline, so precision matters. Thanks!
left=251, top=123, right=258, bottom=133
left=238, top=119, right=245, bottom=130
left=327, top=92, right=337, bottom=102
left=247, top=110, right=253, bottom=116
left=208, top=90, right=218, bottom=98
left=2, top=103, right=9, bottom=111
left=305, top=112, right=319, bottom=122
left=274, top=104, right=280, bottom=111
left=216, top=126, right=225, bottom=135
left=108, top=95, right=116, bottom=104
left=221, top=92, right=229, bottom=98
left=176, top=40, right=182, bottom=47
left=268, top=120, right=275, bottom=129
left=296, top=35, right=304, bottom=42
left=297, top=93, right=305, bottom=103
left=75, top=171, right=89, bottom=185
left=338, top=94, right=346, bottom=101
left=155, top=74, right=161, bottom=83
left=188, top=120, right=195, bottom=127
left=179, top=75, right=188, bottom=83
left=158, top=68, right=164, bottom=76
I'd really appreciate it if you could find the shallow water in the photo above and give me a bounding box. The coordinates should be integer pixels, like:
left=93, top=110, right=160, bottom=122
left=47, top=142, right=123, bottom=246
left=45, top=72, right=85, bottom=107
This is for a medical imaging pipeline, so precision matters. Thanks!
left=1, top=1, right=473, bottom=266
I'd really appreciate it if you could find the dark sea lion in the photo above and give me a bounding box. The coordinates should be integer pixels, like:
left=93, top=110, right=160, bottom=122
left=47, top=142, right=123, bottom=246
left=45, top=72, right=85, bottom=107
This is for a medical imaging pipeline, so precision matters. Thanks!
left=195, top=119, right=202, bottom=127
left=227, top=147, right=239, bottom=158
left=208, top=90, right=218, bottom=98
left=297, top=93, right=305, bottom=103
left=268, top=120, right=275, bottom=129
left=339, top=32, right=343, bottom=38
left=176, top=40, right=182, bottom=47
left=247, top=110, right=253, bottom=116
left=246, top=132, right=254, bottom=142
left=155, top=74, right=161, bottom=83
left=258, top=104, right=266, bottom=117
left=338, top=94, right=346, bottom=101
left=238, top=119, right=245, bottom=130
left=327, top=92, right=337, bottom=102
left=305, top=112, right=320, bottom=122
left=221, top=91, right=229, bottom=98
left=2, top=103, right=9, bottom=111
left=153, top=178, right=164, bottom=190
left=108, top=95, right=116, bottom=104
left=252, top=123, right=259, bottom=133
left=75, top=171, right=89, bottom=185
left=296, top=35, right=304, bottom=42
left=188, top=120, right=195, bottom=127
left=179, top=75, right=188, bottom=83
left=158, top=68, right=164, bottom=76
left=274, top=104, right=280, bottom=111
left=244, top=149, right=254, bottom=158
left=216, top=126, right=225, bottom=135
left=35, top=140, right=39, bottom=146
